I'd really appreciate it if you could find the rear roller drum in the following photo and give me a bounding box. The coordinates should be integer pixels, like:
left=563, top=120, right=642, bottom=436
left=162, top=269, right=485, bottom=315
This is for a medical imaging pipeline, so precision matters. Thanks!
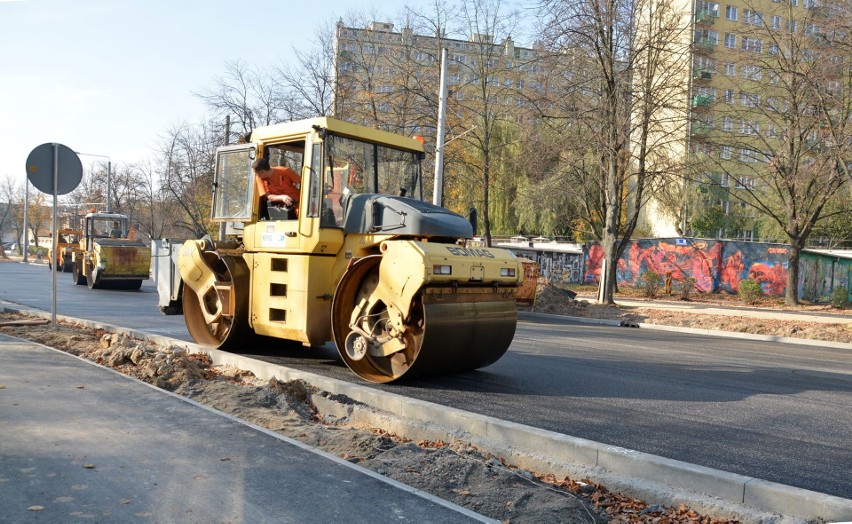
left=182, top=252, right=251, bottom=350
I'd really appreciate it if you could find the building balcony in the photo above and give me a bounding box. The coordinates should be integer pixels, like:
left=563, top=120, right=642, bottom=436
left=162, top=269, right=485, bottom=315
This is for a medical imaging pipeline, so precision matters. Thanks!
left=693, top=69, right=713, bottom=81
left=691, top=122, right=713, bottom=136
left=693, top=38, right=716, bottom=54
left=692, top=95, right=714, bottom=108
left=695, top=9, right=717, bottom=25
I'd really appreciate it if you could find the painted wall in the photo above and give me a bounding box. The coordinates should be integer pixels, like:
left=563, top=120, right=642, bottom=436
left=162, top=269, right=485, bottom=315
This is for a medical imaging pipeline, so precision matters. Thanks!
left=509, top=248, right=585, bottom=285
left=582, top=238, right=790, bottom=297
left=799, top=252, right=852, bottom=302
left=504, top=238, right=849, bottom=301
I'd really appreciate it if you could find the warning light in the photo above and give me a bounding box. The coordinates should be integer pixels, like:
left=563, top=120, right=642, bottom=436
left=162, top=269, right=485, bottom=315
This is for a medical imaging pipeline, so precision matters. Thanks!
left=413, top=135, right=424, bottom=144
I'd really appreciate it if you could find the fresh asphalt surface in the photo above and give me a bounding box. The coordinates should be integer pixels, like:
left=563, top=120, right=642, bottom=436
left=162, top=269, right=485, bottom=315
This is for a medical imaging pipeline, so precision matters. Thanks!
left=2, top=261, right=851, bottom=500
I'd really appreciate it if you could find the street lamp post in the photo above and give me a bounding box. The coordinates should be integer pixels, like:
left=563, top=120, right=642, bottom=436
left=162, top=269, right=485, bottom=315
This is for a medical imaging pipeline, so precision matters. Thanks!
left=75, top=152, right=111, bottom=213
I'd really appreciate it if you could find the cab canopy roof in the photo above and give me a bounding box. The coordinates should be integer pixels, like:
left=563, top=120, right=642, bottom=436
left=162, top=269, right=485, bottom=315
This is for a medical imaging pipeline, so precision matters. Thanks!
left=84, top=212, right=128, bottom=221
left=248, top=117, right=424, bottom=154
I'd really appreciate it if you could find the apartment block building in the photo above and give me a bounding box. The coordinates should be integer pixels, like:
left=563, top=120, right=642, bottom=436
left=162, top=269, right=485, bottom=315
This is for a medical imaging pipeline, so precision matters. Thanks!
left=685, top=0, right=833, bottom=240
left=333, top=21, right=543, bottom=139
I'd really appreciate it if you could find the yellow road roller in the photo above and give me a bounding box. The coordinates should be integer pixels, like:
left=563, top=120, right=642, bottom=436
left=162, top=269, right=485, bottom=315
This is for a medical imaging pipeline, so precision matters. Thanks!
left=177, top=117, right=522, bottom=383
left=71, top=212, right=150, bottom=290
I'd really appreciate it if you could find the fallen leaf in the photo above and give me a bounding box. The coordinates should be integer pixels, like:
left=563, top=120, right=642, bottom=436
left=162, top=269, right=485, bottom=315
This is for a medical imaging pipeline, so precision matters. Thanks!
left=83, top=464, right=95, bottom=469
left=27, top=506, right=44, bottom=511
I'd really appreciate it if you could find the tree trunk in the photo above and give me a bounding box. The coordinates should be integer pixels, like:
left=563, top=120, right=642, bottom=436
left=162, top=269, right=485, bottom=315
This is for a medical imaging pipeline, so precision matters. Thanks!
left=600, top=232, right=618, bottom=304
left=483, top=152, right=492, bottom=247
left=785, top=243, right=801, bottom=306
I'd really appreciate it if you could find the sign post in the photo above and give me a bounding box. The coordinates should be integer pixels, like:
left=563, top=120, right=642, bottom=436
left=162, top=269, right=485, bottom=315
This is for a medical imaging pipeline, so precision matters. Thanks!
left=25, top=143, right=83, bottom=326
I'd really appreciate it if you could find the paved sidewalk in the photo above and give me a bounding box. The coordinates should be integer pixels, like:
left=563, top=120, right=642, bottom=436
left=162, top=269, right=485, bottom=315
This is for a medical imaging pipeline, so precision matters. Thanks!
left=614, top=297, right=852, bottom=324
left=0, top=337, right=492, bottom=523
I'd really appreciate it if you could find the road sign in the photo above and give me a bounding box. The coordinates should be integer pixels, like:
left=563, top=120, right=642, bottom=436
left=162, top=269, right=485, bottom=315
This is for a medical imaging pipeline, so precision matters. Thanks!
left=25, top=143, right=83, bottom=195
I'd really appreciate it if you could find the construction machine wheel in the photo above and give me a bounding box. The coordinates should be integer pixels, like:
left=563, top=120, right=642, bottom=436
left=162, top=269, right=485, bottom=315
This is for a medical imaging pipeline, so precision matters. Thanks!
left=182, top=252, right=251, bottom=349
left=331, top=256, right=518, bottom=383
left=72, top=261, right=87, bottom=285
left=86, top=265, right=101, bottom=289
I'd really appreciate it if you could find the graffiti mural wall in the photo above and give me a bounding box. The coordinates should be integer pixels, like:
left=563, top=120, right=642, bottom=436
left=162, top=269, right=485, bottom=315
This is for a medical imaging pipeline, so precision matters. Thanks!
left=583, top=238, right=791, bottom=297
left=509, top=248, right=585, bottom=285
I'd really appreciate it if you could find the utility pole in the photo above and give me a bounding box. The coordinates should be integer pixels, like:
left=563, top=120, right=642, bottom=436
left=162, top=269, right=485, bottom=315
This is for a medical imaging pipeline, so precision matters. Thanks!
left=433, top=48, right=449, bottom=207
left=22, top=181, right=29, bottom=263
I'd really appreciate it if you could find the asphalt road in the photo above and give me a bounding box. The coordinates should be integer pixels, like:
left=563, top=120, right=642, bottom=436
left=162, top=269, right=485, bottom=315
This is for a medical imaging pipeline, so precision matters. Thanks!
left=2, top=259, right=850, bottom=500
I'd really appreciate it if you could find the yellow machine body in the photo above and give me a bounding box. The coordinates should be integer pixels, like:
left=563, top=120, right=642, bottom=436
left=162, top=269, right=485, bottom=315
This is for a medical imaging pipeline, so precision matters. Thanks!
left=178, top=117, right=522, bottom=383
left=70, top=212, right=151, bottom=290
left=47, top=228, right=82, bottom=272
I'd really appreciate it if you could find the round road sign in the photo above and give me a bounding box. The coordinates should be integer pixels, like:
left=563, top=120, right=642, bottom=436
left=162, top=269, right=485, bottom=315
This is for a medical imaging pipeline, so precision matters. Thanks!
left=25, top=143, right=83, bottom=195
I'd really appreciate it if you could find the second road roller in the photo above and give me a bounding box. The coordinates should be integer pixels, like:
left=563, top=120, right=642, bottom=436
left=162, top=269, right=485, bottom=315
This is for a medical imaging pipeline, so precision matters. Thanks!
left=177, top=117, right=522, bottom=383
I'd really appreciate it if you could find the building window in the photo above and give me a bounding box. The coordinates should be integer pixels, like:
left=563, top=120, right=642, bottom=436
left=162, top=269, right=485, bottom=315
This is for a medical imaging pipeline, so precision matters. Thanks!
left=743, top=9, right=763, bottom=25
left=726, top=5, right=738, bottom=20
left=786, top=19, right=798, bottom=32
left=724, top=89, right=734, bottom=103
left=697, top=1, right=720, bottom=16
left=741, top=64, right=763, bottom=80
left=739, top=120, right=758, bottom=135
left=739, top=149, right=760, bottom=163
left=740, top=92, right=760, bottom=107
left=741, top=37, right=762, bottom=53
left=695, top=29, right=719, bottom=45
left=720, top=145, right=733, bottom=159
left=724, top=62, right=736, bottom=75
left=771, top=15, right=781, bottom=29
left=722, top=116, right=734, bottom=131
left=724, top=33, right=737, bottom=48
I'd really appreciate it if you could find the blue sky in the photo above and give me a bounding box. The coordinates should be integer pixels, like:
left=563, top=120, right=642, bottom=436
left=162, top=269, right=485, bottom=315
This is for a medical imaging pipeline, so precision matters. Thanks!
left=0, top=0, right=385, bottom=186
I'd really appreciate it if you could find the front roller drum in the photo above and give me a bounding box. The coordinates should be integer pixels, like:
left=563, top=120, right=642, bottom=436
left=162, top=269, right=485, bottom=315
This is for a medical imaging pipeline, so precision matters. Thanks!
left=331, top=257, right=517, bottom=383
left=182, top=252, right=252, bottom=350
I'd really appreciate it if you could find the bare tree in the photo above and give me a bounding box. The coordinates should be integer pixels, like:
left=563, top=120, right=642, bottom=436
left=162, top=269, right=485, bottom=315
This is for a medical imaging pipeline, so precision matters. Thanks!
left=0, top=178, right=23, bottom=254
left=276, top=21, right=338, bottom=118
left=156, top=121, right=218, bottom=238
left=538, top=0, right=691, bottom=303
left=195, top=60, right=294, bottom=141
left=440, top=0, right=525, bottom=245
left=700, top=0, right=849, bottom=304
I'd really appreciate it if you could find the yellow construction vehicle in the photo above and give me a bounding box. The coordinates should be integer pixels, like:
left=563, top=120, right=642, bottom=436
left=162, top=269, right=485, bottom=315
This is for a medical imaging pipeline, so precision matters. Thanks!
left=177, top=117, right=522, bottom=383
left=48, top=227, right=82, bottom=272
left=70, top=212, right=151, bottom=290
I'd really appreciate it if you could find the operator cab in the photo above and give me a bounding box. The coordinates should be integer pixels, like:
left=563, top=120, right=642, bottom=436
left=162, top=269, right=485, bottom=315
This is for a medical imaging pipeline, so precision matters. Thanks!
left=210, top=118, right=423, bottom=233
left=84, top=213, right=128, bottom=248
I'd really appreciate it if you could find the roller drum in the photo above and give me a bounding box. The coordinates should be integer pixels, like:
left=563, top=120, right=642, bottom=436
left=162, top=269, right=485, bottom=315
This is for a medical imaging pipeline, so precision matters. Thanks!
left=332, top=257, right=517, bottom=383
left=182, top=253, right=252, bottom=349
